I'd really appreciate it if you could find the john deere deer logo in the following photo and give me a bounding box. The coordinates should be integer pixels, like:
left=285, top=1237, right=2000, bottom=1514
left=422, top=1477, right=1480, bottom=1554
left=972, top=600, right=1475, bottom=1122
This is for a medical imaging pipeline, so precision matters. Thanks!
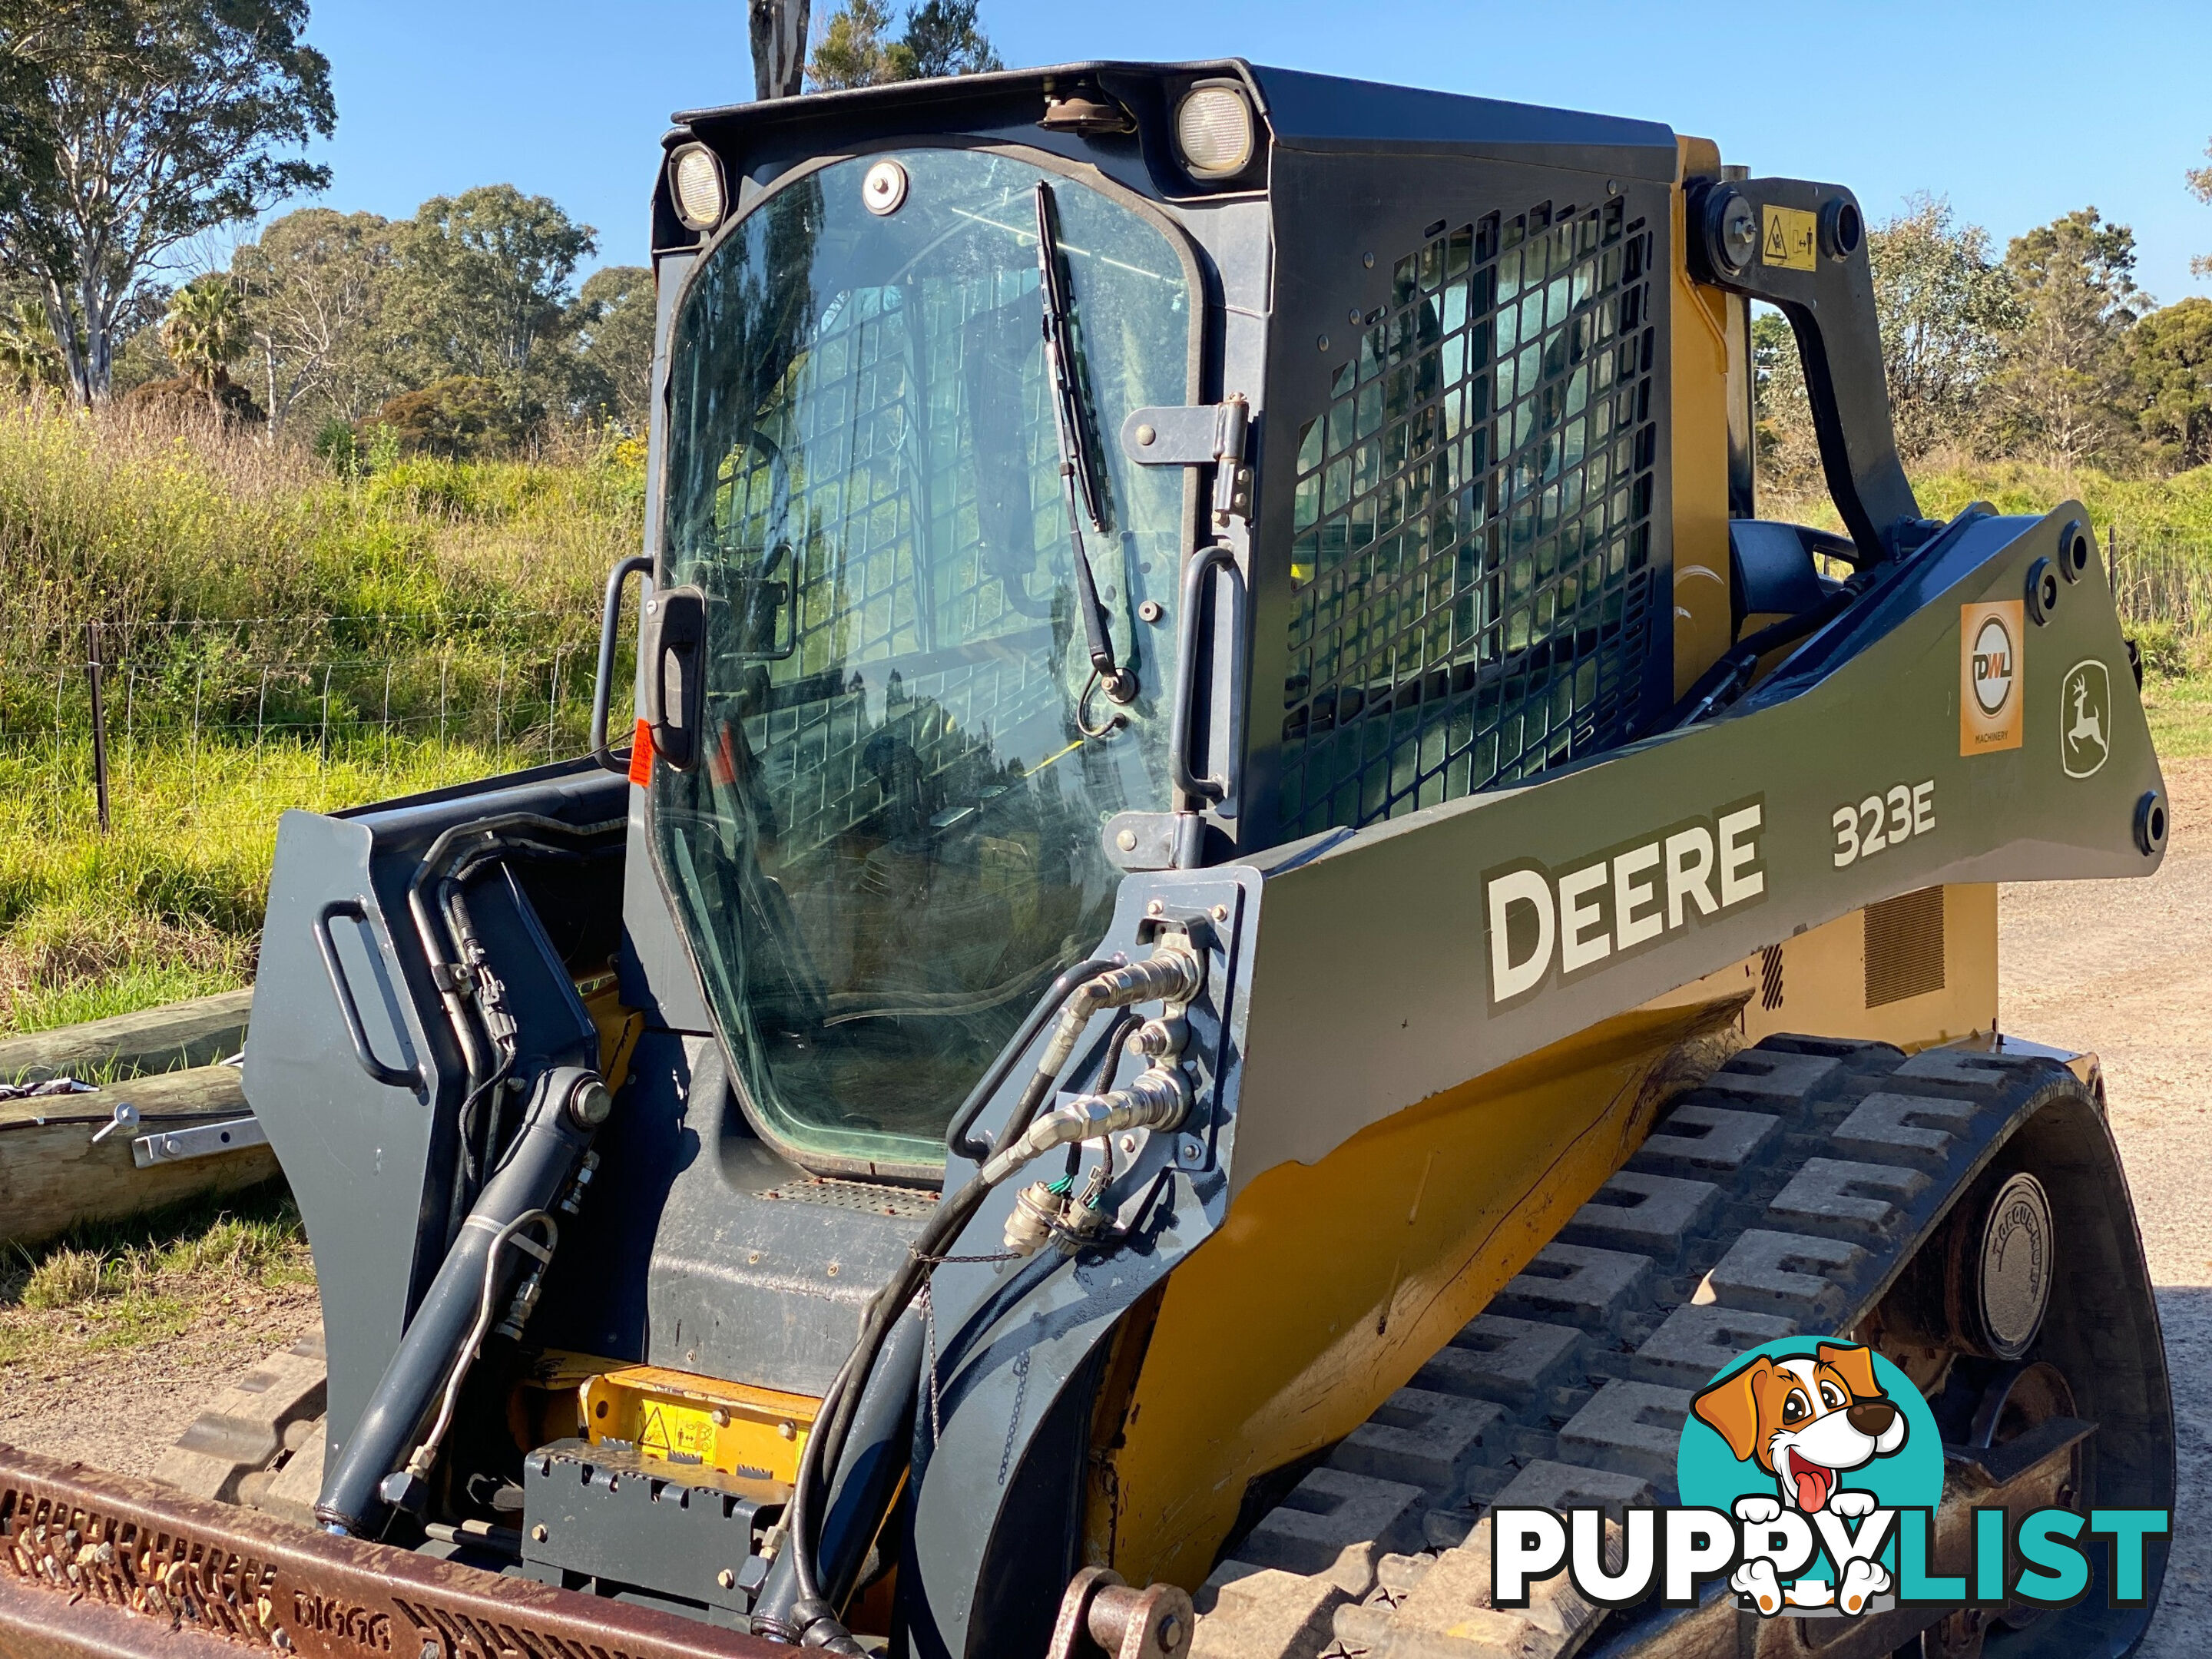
left=2061, top=661, right=2111, bottom=779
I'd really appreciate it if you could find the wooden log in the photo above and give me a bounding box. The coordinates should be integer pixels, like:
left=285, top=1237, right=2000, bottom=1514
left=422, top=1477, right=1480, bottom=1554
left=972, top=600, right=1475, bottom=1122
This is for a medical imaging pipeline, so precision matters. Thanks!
left=0, top=1065, right=280, bottom=1249
left=0, top=988, right=254, bottom=1084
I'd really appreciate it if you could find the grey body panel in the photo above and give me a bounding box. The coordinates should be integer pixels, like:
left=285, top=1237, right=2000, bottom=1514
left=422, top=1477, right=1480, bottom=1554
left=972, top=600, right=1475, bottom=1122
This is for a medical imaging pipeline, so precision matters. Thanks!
left=245, top=760, right=624, bottom=1447
left=1247, top=65, right=1677, bottom=180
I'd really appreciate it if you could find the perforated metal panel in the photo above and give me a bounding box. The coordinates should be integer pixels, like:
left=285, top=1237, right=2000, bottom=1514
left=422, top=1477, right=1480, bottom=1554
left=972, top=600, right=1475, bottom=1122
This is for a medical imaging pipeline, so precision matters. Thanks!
left=1276, top=197, right=1661, bottom=836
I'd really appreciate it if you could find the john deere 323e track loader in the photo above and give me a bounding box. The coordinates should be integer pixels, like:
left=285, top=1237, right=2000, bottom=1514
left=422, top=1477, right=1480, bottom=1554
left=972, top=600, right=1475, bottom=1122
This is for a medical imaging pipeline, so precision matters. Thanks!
left=0, top=60, right=2176, bottom=1659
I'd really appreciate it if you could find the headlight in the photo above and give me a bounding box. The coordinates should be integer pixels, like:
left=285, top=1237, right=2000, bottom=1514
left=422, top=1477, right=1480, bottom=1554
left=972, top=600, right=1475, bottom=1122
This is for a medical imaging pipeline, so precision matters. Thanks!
left=1174, top=84, right=1256, bottom=180
left=670, top=144, right=726, bottom=232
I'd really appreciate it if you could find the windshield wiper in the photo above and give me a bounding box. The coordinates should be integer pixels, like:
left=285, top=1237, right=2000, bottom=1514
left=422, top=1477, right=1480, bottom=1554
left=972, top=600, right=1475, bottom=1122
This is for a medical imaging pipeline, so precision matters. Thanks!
left=1034, top=182, right=1137, bottom=710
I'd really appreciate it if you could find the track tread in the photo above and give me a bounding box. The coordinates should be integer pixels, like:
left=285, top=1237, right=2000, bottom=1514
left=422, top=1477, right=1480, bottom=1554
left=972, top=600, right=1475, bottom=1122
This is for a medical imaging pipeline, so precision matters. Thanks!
left=1190, top=1035, right=2074, bottom=1659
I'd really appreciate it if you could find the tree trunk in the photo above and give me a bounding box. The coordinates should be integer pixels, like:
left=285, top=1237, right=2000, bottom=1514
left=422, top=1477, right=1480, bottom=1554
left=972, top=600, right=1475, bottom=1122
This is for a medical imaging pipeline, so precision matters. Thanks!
left=38, top=280, right=88, bottom=406
left=750, top=0, right=810, bottom=99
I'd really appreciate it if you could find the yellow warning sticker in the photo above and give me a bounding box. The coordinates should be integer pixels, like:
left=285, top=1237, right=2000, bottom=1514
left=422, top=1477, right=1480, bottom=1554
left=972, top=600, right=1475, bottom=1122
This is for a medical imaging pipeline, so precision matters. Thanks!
left=1761, top=205, right=1818, bottom=272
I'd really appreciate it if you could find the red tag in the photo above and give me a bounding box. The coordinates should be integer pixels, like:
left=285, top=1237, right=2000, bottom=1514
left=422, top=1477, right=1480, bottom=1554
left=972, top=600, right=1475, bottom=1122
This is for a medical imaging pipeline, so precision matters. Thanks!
left=627, top=717, right=655, bottom=786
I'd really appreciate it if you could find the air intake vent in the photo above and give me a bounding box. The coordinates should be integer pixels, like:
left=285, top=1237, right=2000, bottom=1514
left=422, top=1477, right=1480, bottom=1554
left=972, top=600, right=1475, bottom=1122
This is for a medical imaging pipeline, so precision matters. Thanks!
left=1864, top=887, right=1945, bottom=1008
left=1277, top=197, right=1659, bottom=836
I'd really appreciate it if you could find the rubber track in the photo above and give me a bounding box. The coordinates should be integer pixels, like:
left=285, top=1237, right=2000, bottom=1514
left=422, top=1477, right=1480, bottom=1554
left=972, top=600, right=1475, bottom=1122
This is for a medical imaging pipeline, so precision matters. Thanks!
left=1188, top=1035, right=2079, bottom=1659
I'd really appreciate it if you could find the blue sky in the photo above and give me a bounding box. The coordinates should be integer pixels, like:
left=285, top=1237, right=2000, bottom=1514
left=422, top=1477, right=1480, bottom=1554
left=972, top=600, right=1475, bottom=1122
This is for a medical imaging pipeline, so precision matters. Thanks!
left=291, top=0, right=2212, bottom=304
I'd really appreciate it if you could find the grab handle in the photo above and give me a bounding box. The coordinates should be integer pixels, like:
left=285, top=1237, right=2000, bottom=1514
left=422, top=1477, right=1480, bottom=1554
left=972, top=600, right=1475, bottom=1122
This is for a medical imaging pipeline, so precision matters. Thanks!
left=1169, top=543, right=1240, bottom=807
left=591, top=555, right=655, bottom=773
left=315, top=898, right=423, bottom=1090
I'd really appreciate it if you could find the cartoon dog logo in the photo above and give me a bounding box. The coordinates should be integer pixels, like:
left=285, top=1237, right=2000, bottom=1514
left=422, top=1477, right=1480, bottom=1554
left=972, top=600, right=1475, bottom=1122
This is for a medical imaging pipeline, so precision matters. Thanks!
left=1691, top=1341, right=1908, bottom=1614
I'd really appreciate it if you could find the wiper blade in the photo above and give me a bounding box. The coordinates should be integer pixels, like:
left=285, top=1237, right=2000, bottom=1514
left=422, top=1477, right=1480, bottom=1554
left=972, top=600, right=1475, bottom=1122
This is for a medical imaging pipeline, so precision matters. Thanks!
left=1034, top=182, right=1137, bottom=710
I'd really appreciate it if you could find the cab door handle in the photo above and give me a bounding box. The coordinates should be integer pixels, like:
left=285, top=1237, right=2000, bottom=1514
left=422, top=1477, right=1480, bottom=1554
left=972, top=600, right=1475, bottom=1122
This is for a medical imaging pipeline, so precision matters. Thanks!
left=640, top=584, right=707, bottom=771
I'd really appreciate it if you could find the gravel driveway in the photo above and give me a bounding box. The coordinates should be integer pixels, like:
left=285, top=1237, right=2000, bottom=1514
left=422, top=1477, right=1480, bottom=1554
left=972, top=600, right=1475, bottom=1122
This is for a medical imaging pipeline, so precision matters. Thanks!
left=2002, top=757, right=2212, bottom=1654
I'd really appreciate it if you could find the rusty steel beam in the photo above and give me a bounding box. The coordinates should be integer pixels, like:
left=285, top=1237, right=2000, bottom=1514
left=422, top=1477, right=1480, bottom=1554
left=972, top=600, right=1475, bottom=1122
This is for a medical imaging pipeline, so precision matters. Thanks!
left=0, top=1443, right=787, bottom=1659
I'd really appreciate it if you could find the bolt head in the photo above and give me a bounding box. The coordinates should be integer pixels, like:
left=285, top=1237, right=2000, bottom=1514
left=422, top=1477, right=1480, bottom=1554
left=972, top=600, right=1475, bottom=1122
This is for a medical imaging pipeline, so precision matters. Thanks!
left=1146, top=898, right=1164, bottom=916
left=1120, top=1134, right=1137, bottom=1154
left=1177, top=1138, right=1203, bottom=1165
left=717, top=1568, right=737, bottom=1590
left=1135, top=424, right=1157, bottom=446
left=1211, top=904, right=1229, bottom=922
left=530, top=1525, right=549, bottom=1543
left=1117, top=829, right=1138, bottom=851
left=779, top=1419, right=796, bottom=1439
left=1137, top=598, right=1164, bottom=624
left=710, top=1407, right=730, bottom=1427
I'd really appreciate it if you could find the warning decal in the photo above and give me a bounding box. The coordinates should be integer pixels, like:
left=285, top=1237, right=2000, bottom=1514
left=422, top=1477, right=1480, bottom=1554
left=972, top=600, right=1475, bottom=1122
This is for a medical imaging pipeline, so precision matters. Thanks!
left=1761, top=205, right=1818, bottom=272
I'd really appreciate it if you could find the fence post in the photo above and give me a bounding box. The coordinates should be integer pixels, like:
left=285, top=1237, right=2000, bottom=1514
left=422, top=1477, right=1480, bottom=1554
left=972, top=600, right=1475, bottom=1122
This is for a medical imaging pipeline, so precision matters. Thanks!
left=548, top=647, right=564, bottom=760
left=439, top=654, right=449, bottom=747
left=382, top=660, right=393, bottom=773
left=320, top=664, right=333, bottom=767
left=494, top=654, right=507, bottom=766
left=86, top=621, right=110, bottom=833
left=256, top=667, right=269, bottom=748
left=190, top=667, right=204, bottom=806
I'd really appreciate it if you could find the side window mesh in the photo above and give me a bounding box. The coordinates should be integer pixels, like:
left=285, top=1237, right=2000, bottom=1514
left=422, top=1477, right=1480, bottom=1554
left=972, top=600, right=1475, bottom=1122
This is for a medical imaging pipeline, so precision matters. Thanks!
left=1279, top=198, right=1661, bottom=838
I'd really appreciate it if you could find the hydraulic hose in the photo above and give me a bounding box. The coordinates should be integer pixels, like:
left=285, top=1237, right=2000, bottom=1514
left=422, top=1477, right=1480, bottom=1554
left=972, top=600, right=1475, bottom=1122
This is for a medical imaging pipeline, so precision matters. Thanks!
left=316, top=1064, right=609, bottom=1536
left=776, top=944, right=1206, bottom=1651
left=750, top=1313, right=926, bottom=1640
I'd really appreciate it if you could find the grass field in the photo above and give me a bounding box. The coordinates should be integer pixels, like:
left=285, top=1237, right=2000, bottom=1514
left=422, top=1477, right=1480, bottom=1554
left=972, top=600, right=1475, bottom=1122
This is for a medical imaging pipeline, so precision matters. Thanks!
left=0, top=398, right=640, bottom=1033
left=0, top=1181, right=311, bottom=1369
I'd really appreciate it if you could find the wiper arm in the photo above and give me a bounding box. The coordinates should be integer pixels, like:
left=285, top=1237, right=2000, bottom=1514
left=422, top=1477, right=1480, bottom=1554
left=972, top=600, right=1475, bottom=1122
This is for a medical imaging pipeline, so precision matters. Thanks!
left=1034, top=182, right=1137, bottom=709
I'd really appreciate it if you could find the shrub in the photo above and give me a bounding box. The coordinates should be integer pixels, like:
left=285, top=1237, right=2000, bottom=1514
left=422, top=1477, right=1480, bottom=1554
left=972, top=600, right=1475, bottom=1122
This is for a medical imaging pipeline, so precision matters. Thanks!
left=120, top=375, right=265, bottom=426
left=2128, top=619, right=2190, bottom=678
left=375, top=376, right=523, bottom=460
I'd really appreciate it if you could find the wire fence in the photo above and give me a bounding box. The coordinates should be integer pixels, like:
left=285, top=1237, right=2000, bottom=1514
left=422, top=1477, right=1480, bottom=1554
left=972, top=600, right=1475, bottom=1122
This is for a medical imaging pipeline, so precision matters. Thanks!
left=2109, top=529, right=2212, bottom=640
left=0, top=607, right=633, bottom=823
left=3, top=527, right=2209, bottom=826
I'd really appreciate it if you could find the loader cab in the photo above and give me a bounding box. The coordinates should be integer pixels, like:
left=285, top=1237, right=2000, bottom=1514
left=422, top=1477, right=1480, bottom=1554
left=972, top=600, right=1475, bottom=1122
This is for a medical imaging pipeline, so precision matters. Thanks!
left=625, top=64, right=1697, bottom=1182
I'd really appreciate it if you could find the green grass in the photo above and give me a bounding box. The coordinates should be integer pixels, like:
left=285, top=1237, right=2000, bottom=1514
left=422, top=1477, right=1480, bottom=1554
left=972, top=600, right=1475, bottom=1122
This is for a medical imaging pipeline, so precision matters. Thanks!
left=1765, top=458, right=2212, bottom=541
left=0, top=733, right=512, bottom=1031
left=2143, top=670, right=2212, bottom=761
left=0, top=1181, right=313, bottom=1364
left=0, top=396, right=641, bottom=1035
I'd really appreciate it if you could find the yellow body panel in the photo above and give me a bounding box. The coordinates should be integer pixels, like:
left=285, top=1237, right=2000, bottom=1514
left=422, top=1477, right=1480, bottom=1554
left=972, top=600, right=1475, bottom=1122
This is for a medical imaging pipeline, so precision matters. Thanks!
left=1671, top=137, right=1736, bottom=697
left=1649, top=884, right=1998, bottom=1051
left=581, top=1364, right=820, bottom=1489
left=1089, top=998, right=1740, bottom=1590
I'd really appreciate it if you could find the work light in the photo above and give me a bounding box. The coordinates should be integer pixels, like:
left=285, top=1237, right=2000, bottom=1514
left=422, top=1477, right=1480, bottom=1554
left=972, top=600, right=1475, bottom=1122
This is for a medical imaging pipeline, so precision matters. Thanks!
left=671, top=144, right=726, bottom=231
left=1174, top=84, right=1255, bottom=179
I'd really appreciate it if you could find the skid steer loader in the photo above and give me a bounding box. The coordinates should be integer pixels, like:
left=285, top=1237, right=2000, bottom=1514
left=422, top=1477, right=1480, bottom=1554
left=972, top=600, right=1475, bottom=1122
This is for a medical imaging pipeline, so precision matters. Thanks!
left=0, top=58, right=2175, bottom=1659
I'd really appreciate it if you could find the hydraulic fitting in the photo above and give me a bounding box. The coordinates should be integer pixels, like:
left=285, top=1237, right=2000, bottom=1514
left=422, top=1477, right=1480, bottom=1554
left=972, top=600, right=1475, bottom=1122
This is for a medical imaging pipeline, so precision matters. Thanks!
left=980, top=1062, right=1190, bottom=1186
left=1034, top=943, right=1204, bottom=1083
left=1004, top=1181, right=1064, bottom=1255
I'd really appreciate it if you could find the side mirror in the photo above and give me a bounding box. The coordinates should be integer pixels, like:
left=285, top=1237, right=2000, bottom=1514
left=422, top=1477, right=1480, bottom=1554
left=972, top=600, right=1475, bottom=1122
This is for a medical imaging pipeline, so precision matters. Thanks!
left=641, top=584, right=707, bottom=770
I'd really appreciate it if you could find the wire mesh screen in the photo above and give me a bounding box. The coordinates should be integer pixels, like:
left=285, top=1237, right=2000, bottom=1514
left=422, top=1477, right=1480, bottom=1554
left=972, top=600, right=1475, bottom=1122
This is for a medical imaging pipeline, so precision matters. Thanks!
left=1277, top=196, right=1661, bottom=837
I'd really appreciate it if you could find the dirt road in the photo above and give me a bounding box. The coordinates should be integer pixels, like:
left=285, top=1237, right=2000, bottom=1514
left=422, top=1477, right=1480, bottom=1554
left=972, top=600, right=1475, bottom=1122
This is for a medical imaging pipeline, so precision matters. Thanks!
left=2003, top=758, right=2212, bottom=1654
